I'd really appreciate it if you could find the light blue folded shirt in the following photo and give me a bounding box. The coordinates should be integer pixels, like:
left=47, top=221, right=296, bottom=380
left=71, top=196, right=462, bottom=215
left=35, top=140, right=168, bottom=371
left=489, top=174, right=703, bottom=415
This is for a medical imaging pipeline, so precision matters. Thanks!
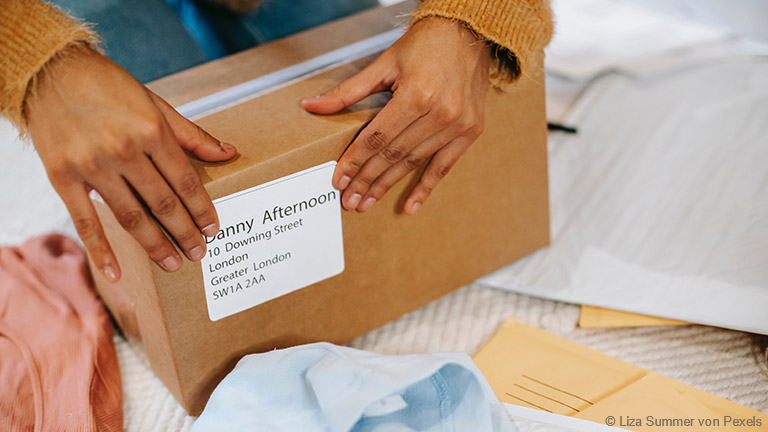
left=192, top=342, right=515, bottom=432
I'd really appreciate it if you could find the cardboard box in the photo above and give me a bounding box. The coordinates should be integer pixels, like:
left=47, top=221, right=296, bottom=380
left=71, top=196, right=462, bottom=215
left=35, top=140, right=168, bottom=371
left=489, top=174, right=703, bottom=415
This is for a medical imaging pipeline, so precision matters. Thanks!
left=90, top=2, right=550, bottom=415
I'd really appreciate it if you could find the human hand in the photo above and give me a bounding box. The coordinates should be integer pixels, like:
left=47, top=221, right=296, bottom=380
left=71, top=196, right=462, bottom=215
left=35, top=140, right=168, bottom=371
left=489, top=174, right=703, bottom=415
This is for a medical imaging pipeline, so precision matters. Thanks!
left=25, top=46, right=237, bottom=282
left=302, top=16, right=490, bottom=214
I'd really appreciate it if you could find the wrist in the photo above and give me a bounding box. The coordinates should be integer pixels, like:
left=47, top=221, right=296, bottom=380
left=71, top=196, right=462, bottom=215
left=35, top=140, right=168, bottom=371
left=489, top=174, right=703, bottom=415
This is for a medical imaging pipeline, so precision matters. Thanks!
left=25, top=44, right=100, bottom=127
left=416, top=16, right=490, bottom=62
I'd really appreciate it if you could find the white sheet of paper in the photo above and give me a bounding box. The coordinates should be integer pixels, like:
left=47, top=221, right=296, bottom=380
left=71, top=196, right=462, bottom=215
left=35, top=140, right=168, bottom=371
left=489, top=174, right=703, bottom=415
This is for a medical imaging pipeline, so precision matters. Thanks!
left=505, top=404, right=631, bottom=432
left=481, top=61, right=768, bottom=334
left=546, top=0, right=736, bottom=79
left=201, top=161, right=344, bottom=321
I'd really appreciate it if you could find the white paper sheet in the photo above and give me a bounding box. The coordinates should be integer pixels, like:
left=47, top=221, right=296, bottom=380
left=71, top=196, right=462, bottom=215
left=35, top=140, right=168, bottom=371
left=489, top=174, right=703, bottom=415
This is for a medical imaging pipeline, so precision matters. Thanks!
left=545, top=0, right=766, bottom=79
left=481, top=60, right=768, bottom=335
left=506, top=404, right=631, bottom=432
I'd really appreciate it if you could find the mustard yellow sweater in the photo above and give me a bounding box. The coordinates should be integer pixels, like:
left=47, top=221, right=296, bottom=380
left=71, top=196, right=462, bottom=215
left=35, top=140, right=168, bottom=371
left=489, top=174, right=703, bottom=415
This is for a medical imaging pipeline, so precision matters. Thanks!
left=0, top=0, right=553, bottom=135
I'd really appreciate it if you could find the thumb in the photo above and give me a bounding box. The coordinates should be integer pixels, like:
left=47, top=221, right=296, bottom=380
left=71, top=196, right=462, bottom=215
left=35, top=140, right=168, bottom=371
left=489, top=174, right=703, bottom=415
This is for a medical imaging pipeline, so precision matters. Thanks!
left=148, top=90, right=238, bottom=162
left=302, top=60, right=389, bottom=114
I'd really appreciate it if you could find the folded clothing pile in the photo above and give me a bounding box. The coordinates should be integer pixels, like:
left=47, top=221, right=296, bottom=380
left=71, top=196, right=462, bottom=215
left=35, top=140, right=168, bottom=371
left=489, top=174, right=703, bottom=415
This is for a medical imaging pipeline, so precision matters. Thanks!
left=0, top=234, right=122, bottom=431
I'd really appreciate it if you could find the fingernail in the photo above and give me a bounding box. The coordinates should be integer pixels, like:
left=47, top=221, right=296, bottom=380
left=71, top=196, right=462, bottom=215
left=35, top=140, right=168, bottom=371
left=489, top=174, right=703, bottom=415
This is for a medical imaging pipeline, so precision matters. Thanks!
left=359, top=197, right=376, bottom=212
left=102, top=265, right=117, bottom=283
left=161, top=255, right=182, bottom=272
left=302, top=95, right=322, bottom=104
left=338, top=175, right=351, bottom=190
left=202, top=224, right=218, bottom=237
left=188, top=245, right=205, bottom=261
left=347, top=193, right=362, bottom=209
left=218, top=141, right=235, bottom=152
left=409, top=202, right=421, bottom=214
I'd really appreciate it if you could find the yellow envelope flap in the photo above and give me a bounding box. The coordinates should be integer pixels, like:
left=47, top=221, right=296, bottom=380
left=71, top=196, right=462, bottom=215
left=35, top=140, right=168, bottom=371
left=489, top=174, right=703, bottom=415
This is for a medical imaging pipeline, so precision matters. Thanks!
left=579, top=305, right=689, bottom=328
left=474, top=318, right=766, bottom=431
left=475, top=319, right=645, bottom=414
left=575, top=374, right=718, bottom=431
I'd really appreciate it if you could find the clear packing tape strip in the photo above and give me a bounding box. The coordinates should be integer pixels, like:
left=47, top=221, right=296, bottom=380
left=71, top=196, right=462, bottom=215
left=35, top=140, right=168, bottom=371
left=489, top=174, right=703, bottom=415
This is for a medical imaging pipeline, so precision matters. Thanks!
left=176, top=28, right=403, bottom=120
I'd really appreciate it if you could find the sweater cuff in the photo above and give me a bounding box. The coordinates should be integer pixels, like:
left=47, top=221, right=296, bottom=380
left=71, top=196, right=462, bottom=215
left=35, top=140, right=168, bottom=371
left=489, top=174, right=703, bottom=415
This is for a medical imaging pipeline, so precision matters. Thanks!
left=0, top=0, right=99, bottom=135
left=411, top=0, right=553, bottom=89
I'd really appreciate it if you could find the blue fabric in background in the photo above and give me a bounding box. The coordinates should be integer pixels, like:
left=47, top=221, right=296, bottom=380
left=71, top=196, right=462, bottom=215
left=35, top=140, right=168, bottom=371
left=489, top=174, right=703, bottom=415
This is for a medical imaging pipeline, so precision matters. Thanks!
left=165, top=0, right=230, bottom=60
left=47, top=0, right=378, bottom=83
left=49, top=0, right=209, bottom=83
left=192, top=0, right=380, bottom=53
left=192, top=343, right=515, bottom=432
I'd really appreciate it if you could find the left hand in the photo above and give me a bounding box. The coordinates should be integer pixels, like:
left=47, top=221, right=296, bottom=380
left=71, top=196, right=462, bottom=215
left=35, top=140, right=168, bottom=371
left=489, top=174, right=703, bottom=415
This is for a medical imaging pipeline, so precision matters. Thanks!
left=302, top=16, right=490, bottom=214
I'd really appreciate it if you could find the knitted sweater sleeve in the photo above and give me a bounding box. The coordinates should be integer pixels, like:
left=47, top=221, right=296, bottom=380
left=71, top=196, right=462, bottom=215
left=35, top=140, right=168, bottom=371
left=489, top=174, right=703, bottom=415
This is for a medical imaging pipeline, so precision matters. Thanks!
left=0, top=0, right=98, bottom=135
left=412, top=0, right=554, bottom=89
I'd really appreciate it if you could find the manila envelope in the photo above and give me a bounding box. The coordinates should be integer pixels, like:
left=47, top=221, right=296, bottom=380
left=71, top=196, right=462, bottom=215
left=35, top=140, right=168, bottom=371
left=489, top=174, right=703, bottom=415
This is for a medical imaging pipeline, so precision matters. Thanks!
left=579, top=305, right=689, bottom=329
left=475, top=319, right=766, bottom=431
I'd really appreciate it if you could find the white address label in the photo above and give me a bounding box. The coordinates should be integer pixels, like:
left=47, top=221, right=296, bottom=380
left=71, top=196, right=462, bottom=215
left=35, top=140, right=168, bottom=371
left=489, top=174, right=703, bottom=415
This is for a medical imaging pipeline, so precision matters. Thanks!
left=201, top=161, right=344, bottom=321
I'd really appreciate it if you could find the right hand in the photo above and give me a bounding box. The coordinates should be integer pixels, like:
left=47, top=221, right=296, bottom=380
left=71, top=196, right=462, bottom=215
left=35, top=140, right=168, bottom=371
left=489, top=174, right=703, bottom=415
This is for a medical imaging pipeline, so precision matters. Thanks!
left=25, top=45, right=237, bottom=283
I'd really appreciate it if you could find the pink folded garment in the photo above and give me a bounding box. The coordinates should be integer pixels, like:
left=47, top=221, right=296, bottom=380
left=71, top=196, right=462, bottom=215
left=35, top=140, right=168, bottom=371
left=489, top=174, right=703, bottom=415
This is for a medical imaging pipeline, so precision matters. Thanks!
left=0, top=234, right=122, bottom=431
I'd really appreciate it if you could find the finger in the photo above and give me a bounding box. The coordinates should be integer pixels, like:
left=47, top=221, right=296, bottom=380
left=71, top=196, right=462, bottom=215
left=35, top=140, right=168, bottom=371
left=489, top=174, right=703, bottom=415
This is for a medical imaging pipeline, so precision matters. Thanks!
left=404, top=135, right=474, bottom=215
left=343, top=115, right=442, bottom=213
left=125, top=158, right=207, bottom=261
left=90, top=174, right=183, bottom=272
left=336, top=94, right=427, bottom=208
left=148, top=90, right=238, bottom=162
left=301, top=60, right=390, bottom=114
left=147, top=133, right=221, bottom=239
left=60, top=184, right=121, bottom=282
left=359, top=127, right=456, bottom=211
